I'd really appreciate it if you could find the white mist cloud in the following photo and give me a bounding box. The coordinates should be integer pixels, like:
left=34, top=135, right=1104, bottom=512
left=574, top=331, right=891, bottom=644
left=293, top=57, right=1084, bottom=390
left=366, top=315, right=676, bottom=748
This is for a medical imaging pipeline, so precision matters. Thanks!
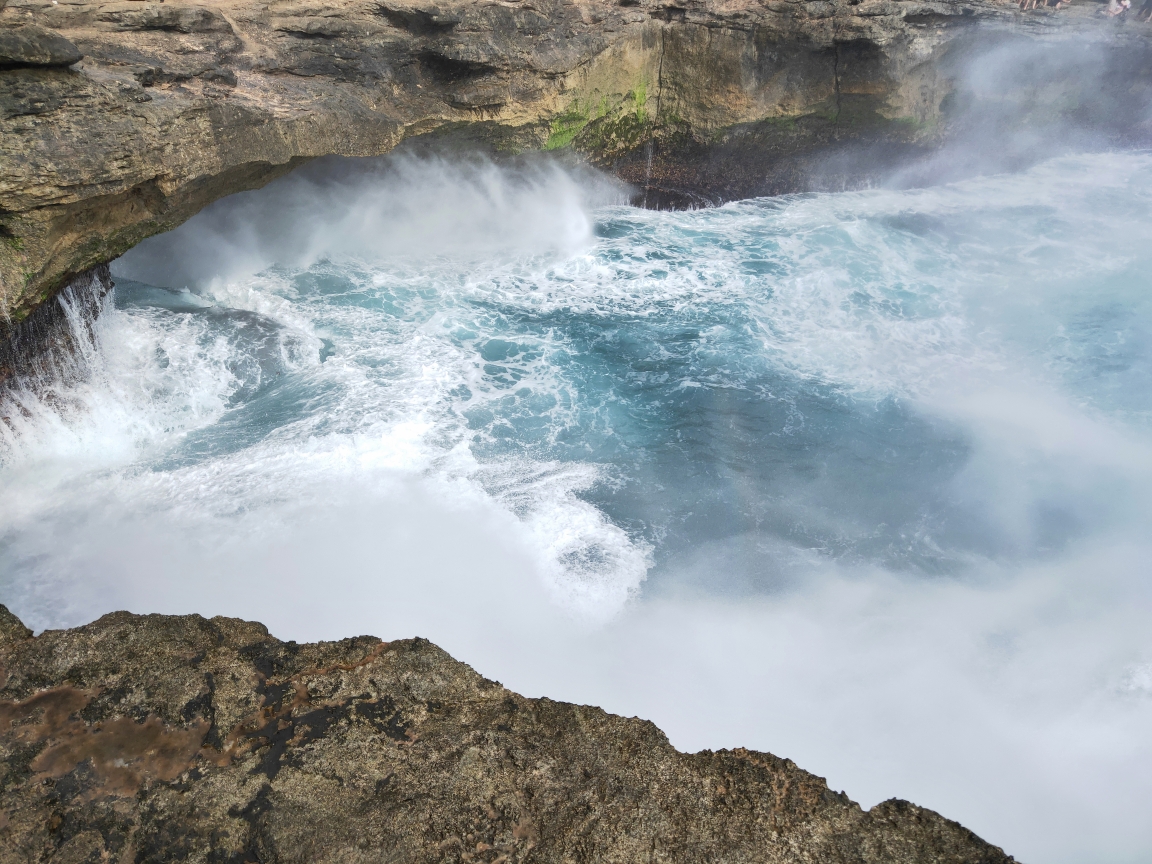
left=879, top=33, right=1152, bottom=190
left=5, top=473, right=1148, bottom=863
left=114, top=153, right=628, bottom=291
left=3, top=153, right=1152, bottom=864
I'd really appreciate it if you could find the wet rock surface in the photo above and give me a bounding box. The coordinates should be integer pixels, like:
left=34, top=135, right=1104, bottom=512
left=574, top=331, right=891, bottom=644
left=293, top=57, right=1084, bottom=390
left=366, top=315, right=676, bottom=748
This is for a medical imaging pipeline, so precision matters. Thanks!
left=0, top=604, right=1015, bottom=863
left=0, top=264, right=109, bottom=388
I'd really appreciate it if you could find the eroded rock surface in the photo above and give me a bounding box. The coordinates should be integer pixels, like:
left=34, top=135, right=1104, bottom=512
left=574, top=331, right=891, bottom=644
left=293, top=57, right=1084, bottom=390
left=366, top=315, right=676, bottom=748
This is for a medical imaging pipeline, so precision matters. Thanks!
left=3, top=0, right=1150, bottom=332
left=0, top=604, right=1015, bottom=863
left=0, top=24, right=83, bottom=67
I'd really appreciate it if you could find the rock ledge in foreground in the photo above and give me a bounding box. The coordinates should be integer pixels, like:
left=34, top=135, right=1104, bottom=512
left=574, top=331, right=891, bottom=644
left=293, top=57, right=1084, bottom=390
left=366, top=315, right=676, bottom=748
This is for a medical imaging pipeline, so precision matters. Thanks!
left=0, top=605, right=1014, bottom=863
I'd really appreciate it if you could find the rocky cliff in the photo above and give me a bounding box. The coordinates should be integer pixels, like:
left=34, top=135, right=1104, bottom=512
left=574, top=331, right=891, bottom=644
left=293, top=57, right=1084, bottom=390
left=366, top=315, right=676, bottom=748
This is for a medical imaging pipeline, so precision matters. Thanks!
left=3, top=0, right=1151, bottom=335
left=0, top=605, right=1016, bottom=863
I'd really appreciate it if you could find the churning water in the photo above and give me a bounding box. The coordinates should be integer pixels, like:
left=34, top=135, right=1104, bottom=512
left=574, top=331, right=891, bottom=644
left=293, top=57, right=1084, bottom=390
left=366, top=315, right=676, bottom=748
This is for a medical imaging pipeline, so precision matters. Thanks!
left=2, top=152, right=1151, bottom=863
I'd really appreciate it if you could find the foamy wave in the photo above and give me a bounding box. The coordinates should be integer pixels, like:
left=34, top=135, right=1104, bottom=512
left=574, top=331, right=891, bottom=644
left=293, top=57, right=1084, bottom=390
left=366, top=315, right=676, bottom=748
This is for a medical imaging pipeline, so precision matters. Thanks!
left=3, top=152, right=1152, bottom=864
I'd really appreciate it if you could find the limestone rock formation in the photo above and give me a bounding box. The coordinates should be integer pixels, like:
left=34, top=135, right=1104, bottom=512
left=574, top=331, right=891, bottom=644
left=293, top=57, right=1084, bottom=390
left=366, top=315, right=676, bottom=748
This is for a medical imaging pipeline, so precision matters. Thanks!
left=0, top=605, right=1015, bottom=863
left=4, top=0, right=1151, bottom=336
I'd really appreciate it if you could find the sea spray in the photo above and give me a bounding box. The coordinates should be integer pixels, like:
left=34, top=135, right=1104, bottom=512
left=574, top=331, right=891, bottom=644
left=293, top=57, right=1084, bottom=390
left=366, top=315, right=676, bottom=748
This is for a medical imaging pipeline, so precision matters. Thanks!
left=0, top=267, right=114, bottom=460
left=0, top=153, right=1150, bottom=864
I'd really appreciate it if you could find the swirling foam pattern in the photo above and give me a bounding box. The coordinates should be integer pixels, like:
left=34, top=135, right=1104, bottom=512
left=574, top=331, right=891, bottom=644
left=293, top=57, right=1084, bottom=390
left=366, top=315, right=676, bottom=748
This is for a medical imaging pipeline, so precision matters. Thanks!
left=2, top=153, right=1151, bottom=864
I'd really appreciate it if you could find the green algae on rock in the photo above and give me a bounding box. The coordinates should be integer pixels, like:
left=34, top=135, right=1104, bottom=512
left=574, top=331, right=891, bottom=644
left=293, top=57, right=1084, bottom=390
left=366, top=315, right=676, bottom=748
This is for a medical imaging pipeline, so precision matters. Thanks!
left=4, top=0, right=1152, bottom=335
left=0, top=604, right=1015, bottom=863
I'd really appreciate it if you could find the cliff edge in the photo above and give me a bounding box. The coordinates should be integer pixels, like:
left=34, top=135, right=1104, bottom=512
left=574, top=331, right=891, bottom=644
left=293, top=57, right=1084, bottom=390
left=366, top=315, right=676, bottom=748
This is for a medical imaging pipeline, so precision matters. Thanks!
left=0, top=605, right=1015, bottom=863
left=3, top=0, right=1150, bottom=335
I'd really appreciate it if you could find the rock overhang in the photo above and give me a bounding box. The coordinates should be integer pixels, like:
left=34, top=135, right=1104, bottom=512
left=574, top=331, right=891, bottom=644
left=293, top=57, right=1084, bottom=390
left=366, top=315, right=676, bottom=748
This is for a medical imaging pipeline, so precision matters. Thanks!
left=1, top=0, right=1150, bottom=335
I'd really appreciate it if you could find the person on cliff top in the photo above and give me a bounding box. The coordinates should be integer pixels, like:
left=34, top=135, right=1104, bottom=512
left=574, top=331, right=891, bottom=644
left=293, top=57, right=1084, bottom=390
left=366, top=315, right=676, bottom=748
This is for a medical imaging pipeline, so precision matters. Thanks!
left=1103, top=0, right=1131, bottom=16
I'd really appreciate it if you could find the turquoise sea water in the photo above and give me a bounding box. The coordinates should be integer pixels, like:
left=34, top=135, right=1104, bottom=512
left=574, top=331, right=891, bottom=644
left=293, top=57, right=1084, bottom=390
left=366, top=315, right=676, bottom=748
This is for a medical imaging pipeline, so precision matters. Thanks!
left=2, top=153, right=1151, bottom=863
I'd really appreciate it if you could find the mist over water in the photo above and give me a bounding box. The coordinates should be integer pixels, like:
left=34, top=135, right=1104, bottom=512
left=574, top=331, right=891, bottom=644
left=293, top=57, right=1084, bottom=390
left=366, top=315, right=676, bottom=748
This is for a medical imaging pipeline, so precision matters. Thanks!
left=2, top=152, right=1152, bottom=863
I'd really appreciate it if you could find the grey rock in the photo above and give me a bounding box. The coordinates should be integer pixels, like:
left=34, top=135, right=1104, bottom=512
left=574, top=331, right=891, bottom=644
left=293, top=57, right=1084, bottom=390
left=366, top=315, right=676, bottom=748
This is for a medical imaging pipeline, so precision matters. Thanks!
left=0, top=23, right=81, bottom=67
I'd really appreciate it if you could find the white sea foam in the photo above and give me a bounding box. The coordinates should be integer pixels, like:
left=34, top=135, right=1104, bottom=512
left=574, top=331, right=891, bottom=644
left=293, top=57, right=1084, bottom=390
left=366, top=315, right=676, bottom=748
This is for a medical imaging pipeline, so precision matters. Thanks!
left=1, top=153, right=1151, bottom=864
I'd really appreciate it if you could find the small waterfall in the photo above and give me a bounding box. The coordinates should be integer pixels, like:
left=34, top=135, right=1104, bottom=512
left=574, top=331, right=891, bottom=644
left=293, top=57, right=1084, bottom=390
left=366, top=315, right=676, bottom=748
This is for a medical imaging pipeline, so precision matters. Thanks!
left=0, top=266, right=113, bottom=454
left=641, top=140, right=655, bottom=209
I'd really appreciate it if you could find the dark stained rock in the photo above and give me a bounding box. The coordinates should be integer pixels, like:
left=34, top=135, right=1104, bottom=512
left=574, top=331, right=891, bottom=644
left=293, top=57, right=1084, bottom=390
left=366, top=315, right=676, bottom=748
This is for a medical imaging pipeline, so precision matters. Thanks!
left=0, top=604, right=1015, bottom=863
left=0, top=24, right=81, bottom=68
left=0, top=264, right=110, bottom=388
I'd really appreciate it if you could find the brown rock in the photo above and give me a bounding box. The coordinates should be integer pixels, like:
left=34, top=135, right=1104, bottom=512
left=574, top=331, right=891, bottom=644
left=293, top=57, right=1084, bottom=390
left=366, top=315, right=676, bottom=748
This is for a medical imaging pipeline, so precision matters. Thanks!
left=0, top=605, right=31, bottom=648
left=1, top=0, right=1150, bottom=339
left=0, top=604, right=1015, bottom=863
